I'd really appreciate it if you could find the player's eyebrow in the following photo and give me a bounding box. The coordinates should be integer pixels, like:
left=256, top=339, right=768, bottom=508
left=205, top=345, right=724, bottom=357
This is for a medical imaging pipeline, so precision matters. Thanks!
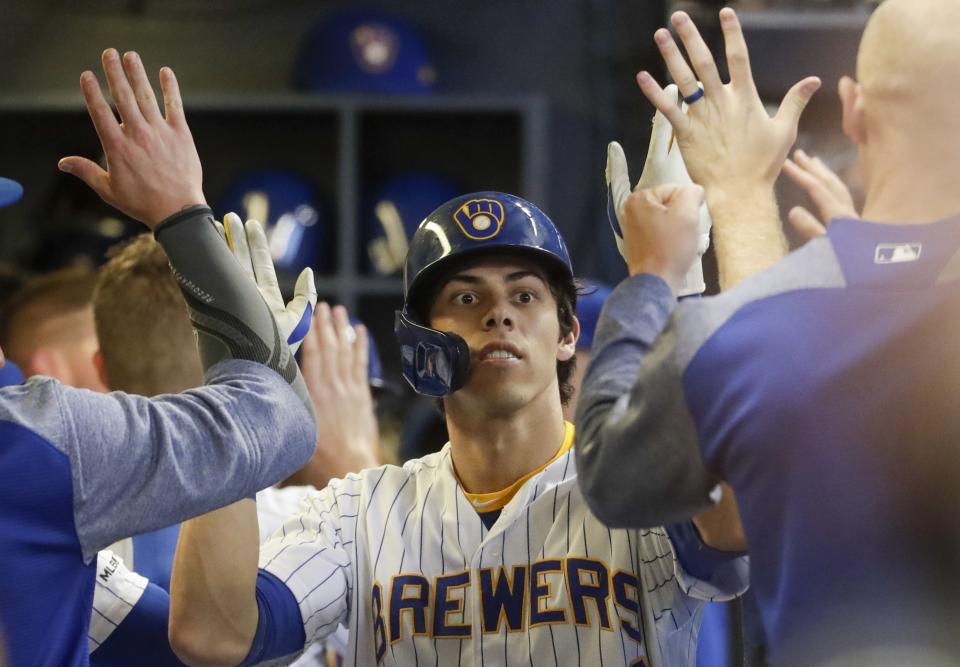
left=504, top=270, right=547, bottom=285
left=445, top=270, right=547, bottom=287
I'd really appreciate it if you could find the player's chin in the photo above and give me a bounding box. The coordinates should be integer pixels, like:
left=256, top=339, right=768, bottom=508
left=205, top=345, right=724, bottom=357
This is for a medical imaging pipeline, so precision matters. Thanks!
left=469, top=385, right=530, bottom=415
left=465, top=368, right=526, bottom=398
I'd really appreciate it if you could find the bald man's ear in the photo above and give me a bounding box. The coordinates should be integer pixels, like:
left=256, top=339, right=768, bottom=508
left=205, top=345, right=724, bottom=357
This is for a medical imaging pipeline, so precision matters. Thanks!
left=92, top=349, right=109, bottom=391
left=839, top=76, right=867, bottom=145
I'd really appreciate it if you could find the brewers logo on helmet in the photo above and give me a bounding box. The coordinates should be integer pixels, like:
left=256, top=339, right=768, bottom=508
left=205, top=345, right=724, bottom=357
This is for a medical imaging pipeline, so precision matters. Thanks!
left=395, top=191, right=572, bottom=397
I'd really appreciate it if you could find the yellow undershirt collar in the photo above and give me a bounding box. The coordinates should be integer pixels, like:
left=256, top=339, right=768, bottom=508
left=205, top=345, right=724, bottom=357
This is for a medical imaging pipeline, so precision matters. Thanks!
left=462, top=421, right=574, bottom=514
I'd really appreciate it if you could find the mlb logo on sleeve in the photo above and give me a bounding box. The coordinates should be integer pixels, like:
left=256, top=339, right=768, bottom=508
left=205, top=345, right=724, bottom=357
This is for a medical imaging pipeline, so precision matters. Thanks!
left=874, top=243, right=922, bottom=264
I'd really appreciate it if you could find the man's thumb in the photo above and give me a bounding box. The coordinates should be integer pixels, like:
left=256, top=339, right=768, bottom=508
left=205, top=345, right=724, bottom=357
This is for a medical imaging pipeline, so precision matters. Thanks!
left=58, top=157, right=110, bottom=200
left=776, top=76, right=821, bottom=131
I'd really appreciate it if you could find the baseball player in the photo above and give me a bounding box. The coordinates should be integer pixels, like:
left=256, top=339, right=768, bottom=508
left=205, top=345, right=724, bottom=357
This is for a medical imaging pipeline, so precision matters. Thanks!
left=85, top=225, right=377, bottom=666
left=168, top=190, right=748, bottom=667
left=577, top=3, right=960, bottom=664
left=0, top=50, right=317, bottom=667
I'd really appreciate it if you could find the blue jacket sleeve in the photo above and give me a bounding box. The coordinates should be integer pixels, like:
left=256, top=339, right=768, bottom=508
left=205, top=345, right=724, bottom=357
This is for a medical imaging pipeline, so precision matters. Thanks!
left=574, top=274, right=718, bottom=528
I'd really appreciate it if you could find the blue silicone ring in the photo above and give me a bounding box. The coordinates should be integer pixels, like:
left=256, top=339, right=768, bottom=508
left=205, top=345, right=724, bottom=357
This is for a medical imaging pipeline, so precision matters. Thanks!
left=683, top=87, right=705, bottom=105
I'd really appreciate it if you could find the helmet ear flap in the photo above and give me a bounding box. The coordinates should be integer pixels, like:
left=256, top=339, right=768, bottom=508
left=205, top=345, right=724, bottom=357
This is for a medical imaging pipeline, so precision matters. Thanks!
left=395, top=308, right=471, bottom=397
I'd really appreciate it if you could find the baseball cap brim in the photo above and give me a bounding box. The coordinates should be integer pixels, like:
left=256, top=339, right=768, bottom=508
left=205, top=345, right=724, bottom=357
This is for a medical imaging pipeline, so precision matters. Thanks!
left=0, top=178, right=24, bottom=207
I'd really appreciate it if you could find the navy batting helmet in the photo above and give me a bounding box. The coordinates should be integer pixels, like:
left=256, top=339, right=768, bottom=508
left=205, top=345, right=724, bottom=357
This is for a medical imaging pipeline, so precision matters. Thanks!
left=395, top=191, right=573, bottom=397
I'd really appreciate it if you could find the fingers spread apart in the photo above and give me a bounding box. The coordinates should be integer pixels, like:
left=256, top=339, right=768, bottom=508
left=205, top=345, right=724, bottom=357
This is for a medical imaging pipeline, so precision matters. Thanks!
left=122, top=51, right=163, bottom=123
left=670, top=11, right=723, bottom=94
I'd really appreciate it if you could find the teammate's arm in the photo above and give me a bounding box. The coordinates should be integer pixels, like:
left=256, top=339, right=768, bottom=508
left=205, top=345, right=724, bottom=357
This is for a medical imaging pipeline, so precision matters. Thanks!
left=577, top=8, right=819, bottom=528
left=169, top=499, right=260, bottom=666
left=50, top=49, right=318, bottom=558
left=690, top=483, right=746, bottom=551
left=635, top=8, right=820, bottom=289
left=170, top=309, right=364, bottom=666
left=575, top=187, right=716, bottom=527
left=59, top=49, right=314, bottom=414
left=287, top=303, right=380, bottom=489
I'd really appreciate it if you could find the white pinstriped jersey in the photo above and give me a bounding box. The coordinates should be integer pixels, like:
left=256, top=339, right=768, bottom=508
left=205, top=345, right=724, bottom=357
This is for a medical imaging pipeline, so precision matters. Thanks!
left=87, top=550, right=148, bottom=653
left=86, top=487, right=339, bottom=664
left=257, top=485, right=345, bottom=666
left=258, top=425, right=748, bottom=667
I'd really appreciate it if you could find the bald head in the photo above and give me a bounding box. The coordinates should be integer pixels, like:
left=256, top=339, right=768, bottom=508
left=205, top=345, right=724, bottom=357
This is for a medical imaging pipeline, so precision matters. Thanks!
left=858, top=0, right=960, bottom=113
left=845, top=0, right=960, bottom=222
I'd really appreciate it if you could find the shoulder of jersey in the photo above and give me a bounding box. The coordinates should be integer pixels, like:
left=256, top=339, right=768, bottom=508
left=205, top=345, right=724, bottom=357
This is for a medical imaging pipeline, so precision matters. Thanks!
left=325, top=444, right=451, bottom=492
left=400, top=445, right=450, bottom=474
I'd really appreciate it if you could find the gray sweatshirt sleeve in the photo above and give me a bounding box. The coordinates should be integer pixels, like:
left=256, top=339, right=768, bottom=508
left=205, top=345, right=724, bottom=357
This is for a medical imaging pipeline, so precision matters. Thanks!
left=153, top=206, right=313, bottom=420
left=26, top=360, right=316, bottom=562
left=574, top=274, right=717, bottom=529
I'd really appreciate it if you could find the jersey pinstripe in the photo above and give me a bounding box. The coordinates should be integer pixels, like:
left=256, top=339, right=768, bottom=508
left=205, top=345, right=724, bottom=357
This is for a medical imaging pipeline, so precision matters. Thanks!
left=257, top=485, right=343, bottom=666
left=258, top=426, right=747, bottom=667
left=88, top=550, right=148, bottom=653
left=86, top=486, right=338, bottom=665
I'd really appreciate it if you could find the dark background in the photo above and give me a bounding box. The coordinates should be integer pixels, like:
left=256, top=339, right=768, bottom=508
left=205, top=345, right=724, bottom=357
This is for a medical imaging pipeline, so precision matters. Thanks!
left=0, top=0, right=675, bottom=281
left=0, top=0, right=868, bottom=385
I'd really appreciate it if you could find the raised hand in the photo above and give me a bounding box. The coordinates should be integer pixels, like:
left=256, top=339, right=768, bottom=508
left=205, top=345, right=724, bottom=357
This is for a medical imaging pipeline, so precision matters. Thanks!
left=58, top=49, right=206, bottom=228
left=297, top=304, right=380, bottom=487
left=636, top=9, right=821, bottom=202
left=783, top=149, right=859, bottom=243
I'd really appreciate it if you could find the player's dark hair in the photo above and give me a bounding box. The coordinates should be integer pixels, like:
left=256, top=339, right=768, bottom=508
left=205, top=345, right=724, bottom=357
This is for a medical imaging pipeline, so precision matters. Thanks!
left=552, top=274, right=578, bottom=406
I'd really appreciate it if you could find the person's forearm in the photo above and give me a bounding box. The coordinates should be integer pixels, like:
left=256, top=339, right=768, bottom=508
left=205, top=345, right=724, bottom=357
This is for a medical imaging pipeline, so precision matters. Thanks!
left=154, top=206, right=313, bottom=420
left=169, top=499, right=259, bottom=667
left=285, top=446, right=380, bottom=488
left=707, top=187, right=788, bottom=290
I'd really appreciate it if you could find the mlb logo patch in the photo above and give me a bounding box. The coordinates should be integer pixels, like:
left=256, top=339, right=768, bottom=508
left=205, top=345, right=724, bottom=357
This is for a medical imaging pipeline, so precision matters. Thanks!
left=874, top=243, right=922, bottom=264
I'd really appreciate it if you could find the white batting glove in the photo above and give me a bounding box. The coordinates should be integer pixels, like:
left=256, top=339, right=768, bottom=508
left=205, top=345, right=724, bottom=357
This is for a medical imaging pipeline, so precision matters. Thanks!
left=221, top=212, right=317, bottom=353
left=606, top=84, right=713, bottom=296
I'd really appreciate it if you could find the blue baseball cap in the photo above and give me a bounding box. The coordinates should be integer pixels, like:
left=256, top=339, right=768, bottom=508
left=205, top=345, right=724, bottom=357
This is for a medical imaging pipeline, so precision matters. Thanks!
left=575, top=279, right=613, bottom=351
left=0, top=178, right=23, bottom=207
left=363, top=172, right=462, bottom=276
left=296, top=9, right=436, bottom=94
left=218, top=170, right=331, bottom=273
